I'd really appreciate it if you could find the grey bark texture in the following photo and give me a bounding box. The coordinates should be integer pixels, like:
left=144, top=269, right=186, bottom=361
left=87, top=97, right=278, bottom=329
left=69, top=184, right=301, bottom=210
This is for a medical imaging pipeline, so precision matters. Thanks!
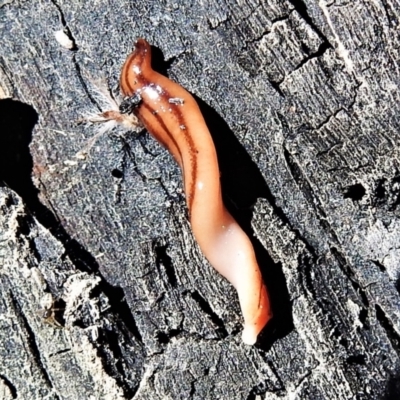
left=1, top=0, right=400, bottom=399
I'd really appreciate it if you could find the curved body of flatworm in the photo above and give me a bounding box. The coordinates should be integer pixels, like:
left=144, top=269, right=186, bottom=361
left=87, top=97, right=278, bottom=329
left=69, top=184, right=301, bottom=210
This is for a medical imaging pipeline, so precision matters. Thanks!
left=111, top=39, right=272, bottom=344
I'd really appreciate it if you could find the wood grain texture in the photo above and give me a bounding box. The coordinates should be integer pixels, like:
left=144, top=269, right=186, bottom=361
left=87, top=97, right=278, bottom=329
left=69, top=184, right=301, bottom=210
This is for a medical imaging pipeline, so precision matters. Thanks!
left=1, top=0, right=400, bottom=399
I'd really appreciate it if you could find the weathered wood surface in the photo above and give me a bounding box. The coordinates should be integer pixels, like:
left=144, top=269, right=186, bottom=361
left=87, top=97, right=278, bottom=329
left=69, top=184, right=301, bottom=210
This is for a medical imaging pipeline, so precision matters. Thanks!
left=1, top=0, right=400, bottom=399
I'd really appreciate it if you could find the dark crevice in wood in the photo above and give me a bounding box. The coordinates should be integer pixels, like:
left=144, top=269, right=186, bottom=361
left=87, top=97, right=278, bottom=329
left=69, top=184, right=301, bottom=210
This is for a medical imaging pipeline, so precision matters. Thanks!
left=95, top=327, right=139, bottom=398
left=299, top=253, right=318, bottom=299
left=270, top=14, right=291, bottom=26
left=372, top=173, right=400, bottom=212
left=137, top=135, right=159, bottom=158
left=0, top=374, right=17, bottom=399
left=268, top=79, right=285, bottom=97
left=313, top=108, right=342, bottom=132
left=71, top=53, right=100, bottom=110
left=374, top=178, right=387, bottom=204
left=159, top=176, right=185, bottom=204
left=95, top=282, right=145, bottom=346
left=111, top=137, right=132, bottom=204
left=343, top=183, right=366, bottom=201
left=111, top=168, right=123, bottom=179
left=8, top=291, right=60, bottom=399
left=384, top=369, right=400, bottom=400
left=15, top=213, right=42, bottom=264
left=371, top=259, right=386, bottom=273
left=190, top=290, right=228, bottom=338
left=293, top=41, right=332, bottom=72
left=287, top=0, right=331, bottom=44
left=0, top=99, right=38, bottom=202
left=330, top=247, right=370, bottom=310
left=359, top=308, right=369, bottom=327
left=375, top=305, right=400, bottom=358
left=253, top=356, right=285, bottom=396
left=153, top=241, right=177, bottom=288
left=246, top=392, right=256, bottom=400
left=120, top=136, right=148, bottom=182
left=156, top=328, right=181, bottom=344
left=389, top=176, right=400, bottom=211
left=346, top=353, right=366, bottom=366
left=242, top=14, right=291, bottom=46
left=189, top=379, right=196, bottom=397
left=380, top=0, right=400, bottom=28
left=48, top=348, right=71, bottom=357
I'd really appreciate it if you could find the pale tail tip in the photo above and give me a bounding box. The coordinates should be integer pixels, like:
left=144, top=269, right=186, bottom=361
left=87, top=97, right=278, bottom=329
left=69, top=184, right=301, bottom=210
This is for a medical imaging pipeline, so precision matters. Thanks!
left=241, top=326, right=257, bottom=345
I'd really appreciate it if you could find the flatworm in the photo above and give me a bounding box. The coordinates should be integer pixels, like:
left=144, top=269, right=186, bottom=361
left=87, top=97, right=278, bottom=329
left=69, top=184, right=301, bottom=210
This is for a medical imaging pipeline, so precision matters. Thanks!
left=113, top=39, right=272, bottom=344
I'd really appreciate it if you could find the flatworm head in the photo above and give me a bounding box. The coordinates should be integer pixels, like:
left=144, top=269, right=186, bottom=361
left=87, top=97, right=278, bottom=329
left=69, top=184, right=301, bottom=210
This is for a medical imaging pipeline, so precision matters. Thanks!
left=120, top=38, right=152, bottom=96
